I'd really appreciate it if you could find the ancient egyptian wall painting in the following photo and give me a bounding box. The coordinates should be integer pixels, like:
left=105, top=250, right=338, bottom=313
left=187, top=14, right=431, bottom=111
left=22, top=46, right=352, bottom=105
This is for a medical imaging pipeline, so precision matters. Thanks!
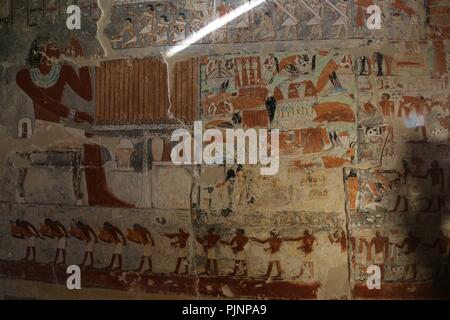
left=0, top=1, right=101, bottom=33
left=347, top=38, right=450, bottom=298
left=192, top=50, right=355, bottom=298
left=197, top=50, right=356, bottom=218
left=344, top=160, right=450, bottom=298
left=0, top=1, right=450, bottom=300
left=104, top=0, right=432, bottom=50
left=200, top=51, right=356, bottom=163
left=356, top=41, right=449, bottom=166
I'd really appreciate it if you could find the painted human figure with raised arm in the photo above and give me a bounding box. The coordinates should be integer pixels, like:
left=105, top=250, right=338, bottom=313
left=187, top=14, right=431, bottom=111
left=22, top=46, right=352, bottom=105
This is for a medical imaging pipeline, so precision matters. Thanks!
left=221, top=229, right=250, bottom=277
left=164, top=228, right=191, bottom=275
left=285, top=230, right=317, bottom=280
left=196, top=227, right=221, bottom=275
left=11, top=219, right=43, bottom=262
left=250, top=230, right=285, bottom=278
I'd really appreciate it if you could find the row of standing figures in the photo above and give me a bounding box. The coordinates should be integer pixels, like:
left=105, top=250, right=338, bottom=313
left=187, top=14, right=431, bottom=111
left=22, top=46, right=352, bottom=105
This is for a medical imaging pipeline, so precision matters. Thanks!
left=110, top=0, right=357, bottom=49
left=10, top=220, right=450, bottom=280
left=11, top=220, right=321, bottom=279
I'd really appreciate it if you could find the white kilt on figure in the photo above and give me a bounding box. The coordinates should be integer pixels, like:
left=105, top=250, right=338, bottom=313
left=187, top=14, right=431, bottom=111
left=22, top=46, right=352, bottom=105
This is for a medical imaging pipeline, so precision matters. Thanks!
left=282, top=16, right=298, bottom=27
left=416, top=115, right=425, bottom=127
left=57, top=237, right=66, bottom=250
left=172, top=28, right=186, bottom=43
left=143, top=243, right=152, bottom=258
left=236, top=242, right=250, bottom=261
left=333, top=15, right=347, bottom=26
left=269, top=251, right=282, bottom=262
left=301, top=251, right=315, bottom=279
left=85, top=240, right=95, bottom=253
left=28, top=236, right=36, bottom=248
left=404, top=109, right=425, bottom=128
left=114, top=243, right=123, bottom=255
left=302, top=251, right=315, bottom=263
left=306, top=16, right=321, bottom=26
left=233, top=246, right=248, bottom=261
left=139, top=24, right=153, bottom=35
left=207, top=247, right=216, bottom=260
left=178, top=246, right=188, bottom=259
left=374, top=251, right=385, bottom=265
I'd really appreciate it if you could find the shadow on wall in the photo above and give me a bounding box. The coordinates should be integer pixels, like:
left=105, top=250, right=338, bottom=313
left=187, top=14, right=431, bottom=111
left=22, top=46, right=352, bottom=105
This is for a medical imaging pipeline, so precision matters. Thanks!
left=399, top=142, right=450, bottom=294
left=350, top=141, right=450, bottom=299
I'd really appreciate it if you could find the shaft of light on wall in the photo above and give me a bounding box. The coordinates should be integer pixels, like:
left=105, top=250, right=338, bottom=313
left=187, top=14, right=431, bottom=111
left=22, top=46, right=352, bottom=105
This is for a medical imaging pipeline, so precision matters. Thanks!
left=165, top=0, right=267, bottom=58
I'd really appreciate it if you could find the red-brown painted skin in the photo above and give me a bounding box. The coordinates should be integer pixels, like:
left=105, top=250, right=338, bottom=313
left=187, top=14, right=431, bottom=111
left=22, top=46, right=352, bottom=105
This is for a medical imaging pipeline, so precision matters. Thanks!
left=16, top=36, right=93, bottom=125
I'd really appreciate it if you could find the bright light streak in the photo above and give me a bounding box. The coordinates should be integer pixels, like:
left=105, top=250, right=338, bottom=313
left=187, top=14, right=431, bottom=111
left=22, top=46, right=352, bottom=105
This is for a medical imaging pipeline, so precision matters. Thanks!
left=165, top=0, right=266, bottom=58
